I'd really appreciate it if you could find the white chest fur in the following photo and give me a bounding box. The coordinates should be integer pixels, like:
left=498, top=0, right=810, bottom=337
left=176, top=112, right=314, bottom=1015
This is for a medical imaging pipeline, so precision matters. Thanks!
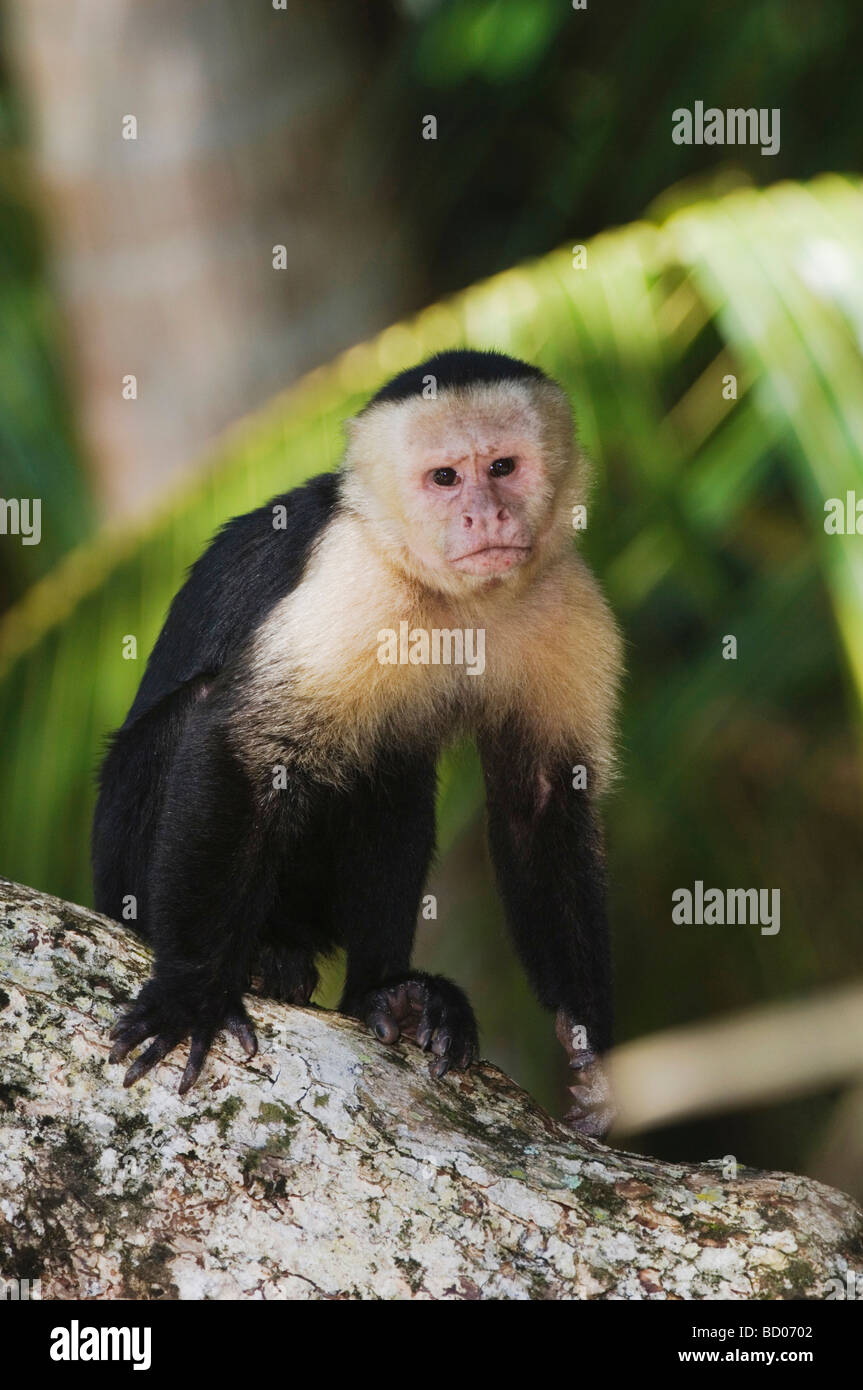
left=242, top=509, right=621, bottom=787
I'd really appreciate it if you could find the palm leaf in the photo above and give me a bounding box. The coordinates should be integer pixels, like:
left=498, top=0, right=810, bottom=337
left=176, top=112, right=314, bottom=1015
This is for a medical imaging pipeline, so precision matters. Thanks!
left=1, top=173, right=861, bottom=929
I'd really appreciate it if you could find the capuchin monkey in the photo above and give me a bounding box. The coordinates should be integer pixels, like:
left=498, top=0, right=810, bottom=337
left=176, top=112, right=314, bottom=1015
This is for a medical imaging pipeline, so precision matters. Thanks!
left=93, top=349, right=623, bottom=1136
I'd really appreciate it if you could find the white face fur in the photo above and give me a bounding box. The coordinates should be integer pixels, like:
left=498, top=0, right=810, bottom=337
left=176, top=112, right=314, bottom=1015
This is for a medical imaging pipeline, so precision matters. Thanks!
left=242, top=372, right=619, bottom=786
left=341, top=378, right=582, bottom=596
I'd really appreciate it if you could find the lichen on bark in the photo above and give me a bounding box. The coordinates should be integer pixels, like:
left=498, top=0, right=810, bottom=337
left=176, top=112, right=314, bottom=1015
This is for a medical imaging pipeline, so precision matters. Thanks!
left=1, top=877, right=861, bottom=1300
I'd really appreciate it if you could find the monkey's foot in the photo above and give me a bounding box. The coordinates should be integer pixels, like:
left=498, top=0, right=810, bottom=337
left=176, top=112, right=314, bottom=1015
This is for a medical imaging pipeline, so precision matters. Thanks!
left=354, top=972, right=479, bottom=1080
left=108, top=979, right=258, bottom=1094
left=555, top=1008, right=616, bottom=1138
left=252, top=943, right=319, bottom=1005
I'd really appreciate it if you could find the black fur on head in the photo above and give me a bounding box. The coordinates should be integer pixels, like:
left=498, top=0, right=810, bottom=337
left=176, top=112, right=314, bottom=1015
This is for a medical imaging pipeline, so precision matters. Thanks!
left=363, top=349, right=549, bottom=410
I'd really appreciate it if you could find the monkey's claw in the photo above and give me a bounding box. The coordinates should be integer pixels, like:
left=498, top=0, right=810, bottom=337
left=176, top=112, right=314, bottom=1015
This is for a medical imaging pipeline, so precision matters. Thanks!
left=109, top=982, right=257, bottom=1093
left=563, top=1060, right=615, bottom=1138
left=555, top=1008, right=616, bottom=1138
left=359, top=972, right=479, bottom=1080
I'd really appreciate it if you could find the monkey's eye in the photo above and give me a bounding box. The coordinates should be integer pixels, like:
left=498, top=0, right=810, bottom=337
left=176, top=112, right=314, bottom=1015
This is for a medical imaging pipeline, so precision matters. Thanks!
left=490, top=456, right=516, bottom=477
left=433, top=467, right=459, bottom=487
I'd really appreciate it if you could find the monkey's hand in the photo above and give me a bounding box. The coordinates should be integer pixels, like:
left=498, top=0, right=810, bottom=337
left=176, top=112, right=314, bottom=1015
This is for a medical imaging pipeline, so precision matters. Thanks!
left=108, top=978, right=258, bottom=1094
left=555, top=1008, right=616, bottom=1139
left=354, top=972, right=479, bottom=1080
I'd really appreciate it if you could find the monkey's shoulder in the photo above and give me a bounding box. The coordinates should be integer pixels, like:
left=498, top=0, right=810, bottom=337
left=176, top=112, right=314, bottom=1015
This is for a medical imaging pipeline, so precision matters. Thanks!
left=238, top=508, right=456, bottom=734
left=124, top=472, right=341, bottom=727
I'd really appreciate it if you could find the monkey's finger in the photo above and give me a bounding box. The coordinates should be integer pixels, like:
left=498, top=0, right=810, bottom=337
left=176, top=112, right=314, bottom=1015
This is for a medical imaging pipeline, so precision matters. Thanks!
left=368, top=1009, right=400, bottom=1044
left=178, top=1033, right=214, bottom=1095
left=226, top=1010, right=258, bottom=1058
left=109, top=1018, right=156, bottom=1062
left=428, top=1052, right=453, bottom=1080
left=428, top=1023, right=461, bottom=1078
left=565, top=1061, right=616, bottom=1136
left=123, top=1034, right=179, bottom=1087
left=564, top=1101, right=616, bottom=1139
left=430, top=1020, right=478, bottom=1076
left=570, top=1080, right=609, bottom=1111
left=429, top=1028, right=452, bottom=1058
left=109, top=1009, right=149, bottom=1041
left=568, top=1063, right=612, bottom=1108
left=415, top=1003, right=443, bottom=1051
left=381, top=987, right=415, bottom=1023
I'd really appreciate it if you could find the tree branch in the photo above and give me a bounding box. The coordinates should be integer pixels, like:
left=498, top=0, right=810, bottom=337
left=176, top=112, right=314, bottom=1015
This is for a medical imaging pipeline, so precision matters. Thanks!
left=1, top=877, right=861, bottom=1300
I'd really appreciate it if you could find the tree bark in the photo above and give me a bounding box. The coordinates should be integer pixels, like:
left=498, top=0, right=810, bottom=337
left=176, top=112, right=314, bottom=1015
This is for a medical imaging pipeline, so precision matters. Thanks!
left=1, top=877, right=861, bottom=1301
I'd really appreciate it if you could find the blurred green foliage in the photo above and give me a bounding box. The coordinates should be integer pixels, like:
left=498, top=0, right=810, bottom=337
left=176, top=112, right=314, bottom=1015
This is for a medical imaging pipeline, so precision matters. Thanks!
left=1, top=177, right=862, bottom=1183
left=391, top=0, right=863, bottom=296
left=0, top=21, right=93, bottom=609
left=4, top=0, right=863, bottom=600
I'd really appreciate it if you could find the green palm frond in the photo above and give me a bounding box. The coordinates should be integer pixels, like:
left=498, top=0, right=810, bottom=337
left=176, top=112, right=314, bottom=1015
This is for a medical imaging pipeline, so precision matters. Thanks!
left=1, top=174, right=862, bottom=922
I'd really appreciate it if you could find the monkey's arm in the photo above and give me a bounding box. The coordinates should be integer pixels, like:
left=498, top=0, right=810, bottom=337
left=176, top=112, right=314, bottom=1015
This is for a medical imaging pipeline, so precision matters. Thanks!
left=479, top=728, right=615, bottom=1136
left=109, top=707, right=305, bottom=1091
left=336, top=753, right=479, bottom=1079
left=122, top=473, right=339, bottom=728
left=94, top=474, right=340, bottom=933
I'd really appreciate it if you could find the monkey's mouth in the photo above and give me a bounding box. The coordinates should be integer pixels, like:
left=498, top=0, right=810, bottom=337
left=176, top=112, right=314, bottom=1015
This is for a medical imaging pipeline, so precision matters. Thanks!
left=450, top=545, right=532, bottom=573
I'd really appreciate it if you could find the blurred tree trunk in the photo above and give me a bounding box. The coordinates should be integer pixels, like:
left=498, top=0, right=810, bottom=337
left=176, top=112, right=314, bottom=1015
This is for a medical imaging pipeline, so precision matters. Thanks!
left=6, top=0, right=412, bottom=516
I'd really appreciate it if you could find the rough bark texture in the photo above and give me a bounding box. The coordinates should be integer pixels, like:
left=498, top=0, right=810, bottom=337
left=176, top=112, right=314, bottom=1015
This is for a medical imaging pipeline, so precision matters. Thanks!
left=1, top=877, right=861, bottom=1301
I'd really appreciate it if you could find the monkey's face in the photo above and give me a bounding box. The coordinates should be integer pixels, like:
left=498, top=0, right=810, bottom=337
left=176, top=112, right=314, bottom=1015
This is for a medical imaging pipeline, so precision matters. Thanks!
left=346, top=381, right=577, bottom=593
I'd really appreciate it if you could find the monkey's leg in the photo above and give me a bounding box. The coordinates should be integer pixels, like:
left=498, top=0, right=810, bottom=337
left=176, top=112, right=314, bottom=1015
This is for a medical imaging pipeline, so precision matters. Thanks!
left=250, top=846, right=333, bottom=1003
left=335, top=754, right=479, bottom=1079
left=252, top=942, right=319, bottom=1005
left=480, top=730, right=615, bottom=1136
left=109, top=720, right=296, bottom=1092
left=92, top=710, right=167, bottom=933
